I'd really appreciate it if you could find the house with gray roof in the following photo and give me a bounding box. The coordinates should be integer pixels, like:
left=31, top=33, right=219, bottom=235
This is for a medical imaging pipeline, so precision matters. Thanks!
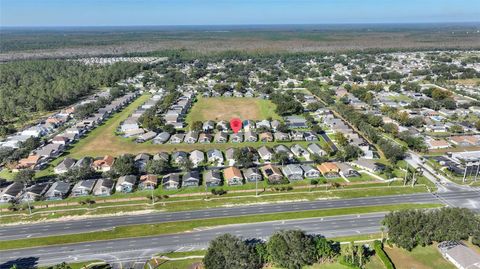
left=230, top=132, right=243, bottom=143
left=307, top=143, right=326, bottom=156
left=204, top=170, right=222, bottom=187
left=273, top=145, right=294, bottom=159
left=257, top=146, right=273, bottom=161
left=45, top=181, right=71, bottom=200
left=291, top=144, right=310, bottom=160
left=244, top=131, right=258, bottom=142
left=162, top=173, right=181, bottom=190
left=207, top=149, right=224, bottom=164
left=300, top=165, right=320, bottom=179
left=22, top=183, right=50, bottom=202
left=0, top=182, right=24, bottom=203
left=189, top=150, right=205, bottom=167
left=214, top=132, right=228, bottom=143
left=93, top=178, right=114, bottom=196
left=54, top=157, right=77, bottom=174
left=136, top=131, right=157, bottom=143
left=182, top=171, right=200, bottom=187
left=153, top=132, right=171, bottom=144
left=184, top=131, right=199, bottom=144
left=274, top=132, right=290, bottom=142
left=171, top=151, right=188, bottom=164
left=116, top=175, right=137, bottom=193
left=71, top=179, right=96, bottom=197
left=169, top=133, right=185, bottom=144
left=198, top=133, right=212, bottom=143
left=203, top=120, right=215, bottom=132
left=281, top=164, right=304, bottom=181
left=243, top=167, right=263, bottom=182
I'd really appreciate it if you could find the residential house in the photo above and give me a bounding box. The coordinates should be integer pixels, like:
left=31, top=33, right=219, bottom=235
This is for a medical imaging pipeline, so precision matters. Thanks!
left=261, top=164, right=283, bottom=184
left=273, top=145, right=294, bottom=159
left=214, top=132, right=228, bottom=143
left=169, top=133, right=185, bottom=144
left=71, top=179, right=96, bottom=197
left=162, top=173, right=181, bottom=190
left=184, top=131, right=199, bottom=144
left=285, top=116, right=307, bottom=128
left=136, top=131, right=157, bottom=143
left=52, top=135, right=69, bottom=146
left=223, top=166, right=244, bottom=186
left=116, top=175, right=137, bottom=193
left=243, top=120, right=256, bottom=131
left=274, top=132, right=290, bottom=142
left=336, top=162, right=360, bottom=178
left=290, top=130, right=305, bottom=141
left=139, top=174, right=158, bottom=190
left=256, top=120, right=271, bottom=129
left=15, top=155, right=41, bottom=171
left=182, top=171, right=201, bottom=187
left=351, top=159, right=385, bottom=173
left=153, top=152, right=170, bottom=162
left=244, top=131, right=258, bottom=142
left=44, top=181, right=71, bottom=200
left=204, top=170, right=223, bottom=187
left=171, top=151, right=188, bottom=164
left=134, top=153, right=151, bottom=173
left=243, top=167, right=263, bottom=182
left=203, top=120, right=215, bottom=132
left=307, top=143, right=326, bottom=157
left=317, top=162, right=340, bottom=178
left=291, top=144, right=310, bottom=160
left=257, top=146, right=273, bottom=161
left=259, top=132, right=273, bottom=142
left=216, top=120, right=230, bottom=131
left=54, top=158, right=77, bottom=174
left=92, top=155, right=115, bottom=172
left=35, top=143, right=64, bottom=160
left=198, top=133, right=212, bottom=143
left=300, top=165, right=321, bottom=179
left=22, top=182, right=50, bottom=201
left=207, top=149, right=224, bottom=165
left=281, top=164, right=304, bottom=181
left=230, top=132, right=243, bottom=143
left=189, top=150, right=205, bottom=167
left=152, top=132, right=171, bottom=144
left=271, top=120, right=281, bottom=132
left=0, top=182, right=24, bottom=203
left=93, top=178, right=114, bottom=196
left=426, top=139, right=451, bottom=150
left=303, top=131, right=318, bottom=141
left=225, top=148, right=236, bottom=166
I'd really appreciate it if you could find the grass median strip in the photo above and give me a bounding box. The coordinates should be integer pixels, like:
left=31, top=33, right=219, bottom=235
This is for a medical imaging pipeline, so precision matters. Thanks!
left=0, top=203, right=441, bottom=251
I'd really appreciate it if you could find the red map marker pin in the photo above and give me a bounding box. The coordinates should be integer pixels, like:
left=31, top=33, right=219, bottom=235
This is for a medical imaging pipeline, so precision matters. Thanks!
left=230, top=118, right=242, bottom=133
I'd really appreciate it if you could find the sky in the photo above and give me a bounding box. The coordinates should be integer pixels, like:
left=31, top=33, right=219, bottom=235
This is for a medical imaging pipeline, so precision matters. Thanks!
left=1, top=0, right=480, bottom=27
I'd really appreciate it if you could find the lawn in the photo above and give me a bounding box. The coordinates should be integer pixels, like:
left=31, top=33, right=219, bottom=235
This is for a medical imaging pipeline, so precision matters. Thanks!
left=185, top=97, right=281, bottom=125
left=0, top=203, right=440, bottom=250
left=384, top=244, right=455, bottom=269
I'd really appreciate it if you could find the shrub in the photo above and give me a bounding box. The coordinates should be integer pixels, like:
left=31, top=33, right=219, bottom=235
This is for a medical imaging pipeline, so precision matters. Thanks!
left=373, top=240, right=395, bottom=269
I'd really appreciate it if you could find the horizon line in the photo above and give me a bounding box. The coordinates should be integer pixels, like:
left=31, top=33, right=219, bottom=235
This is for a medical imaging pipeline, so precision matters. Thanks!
left=2, top=21, right=480, bottom=29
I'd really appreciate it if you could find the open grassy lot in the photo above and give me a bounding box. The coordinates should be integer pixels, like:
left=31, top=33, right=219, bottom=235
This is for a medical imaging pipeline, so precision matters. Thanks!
left=0, top=203, right=440, bottom=250
left=185, top=97, right=281, bottom=125
left=384, top=244, right=455, bottom=269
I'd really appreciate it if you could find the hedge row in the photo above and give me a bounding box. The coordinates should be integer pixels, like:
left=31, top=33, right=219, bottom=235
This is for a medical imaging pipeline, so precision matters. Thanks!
left=374, top=240, right=395, bottom=269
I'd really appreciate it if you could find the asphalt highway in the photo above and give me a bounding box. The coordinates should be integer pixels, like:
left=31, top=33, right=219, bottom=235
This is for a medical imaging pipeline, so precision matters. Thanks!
left=0, top=212, right=386, bottom=268
left=1, top=190, right=479, bottom=241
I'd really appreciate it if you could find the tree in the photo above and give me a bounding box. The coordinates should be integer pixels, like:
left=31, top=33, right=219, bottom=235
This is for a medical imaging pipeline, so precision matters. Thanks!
left=163, top=124, right=176, bottom=135
left=272, top=152, right=290, bottom=165
left=60, top=164, right=96, bottom=183
left=314, top=236, right=340, bottom=262
left=267, top=230, right=317, bottom=269
left=112, top=154, right=137, bottom=176
left=344, top=145, right=362, bottom=161
left=190, top=121, right=203, bottom=132
left=13, top=169, right=35, bottom=184
left=334, top=132, right=348, bottom=147
left=146, top=159, right=171, bottom=174
left=233, top=147, right=256, bottom=168
left=203, top=234, right=262, bottom=269
left=53, top=262, right=72, bottom=269
left=179, top=158, right=194, bottom=171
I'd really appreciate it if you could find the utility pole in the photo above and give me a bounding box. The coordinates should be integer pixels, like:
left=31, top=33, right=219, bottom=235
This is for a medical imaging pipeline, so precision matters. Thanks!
left=404, top=162, right=409, bottom=186
left=255, top=177, right=258, bottom=197
left=463, top=163, right=469, bottom=183
left=475, top=162, right=480, bottom=182
left=26, top=198, right=32, bottom=215
left=151, top=187, right=154, bottom=205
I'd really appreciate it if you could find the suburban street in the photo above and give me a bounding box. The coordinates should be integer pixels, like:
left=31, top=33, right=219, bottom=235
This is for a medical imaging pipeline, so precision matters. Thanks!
left=0, top=212, right=386, bottom=268
left=1, top=189, right=480, bottom=241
